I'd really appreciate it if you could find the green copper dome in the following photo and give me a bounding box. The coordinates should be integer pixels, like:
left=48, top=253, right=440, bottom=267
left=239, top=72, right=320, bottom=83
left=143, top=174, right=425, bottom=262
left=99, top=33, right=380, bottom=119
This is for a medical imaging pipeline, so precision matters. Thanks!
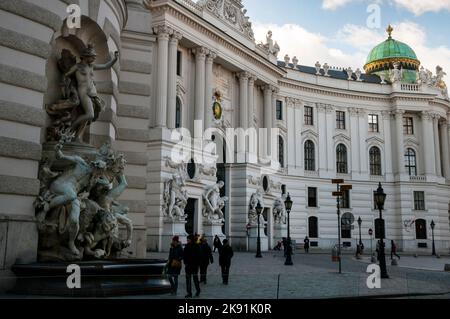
left=365, top=38, right=418, bottom=65
left=364, top=25, right=420, bottom=83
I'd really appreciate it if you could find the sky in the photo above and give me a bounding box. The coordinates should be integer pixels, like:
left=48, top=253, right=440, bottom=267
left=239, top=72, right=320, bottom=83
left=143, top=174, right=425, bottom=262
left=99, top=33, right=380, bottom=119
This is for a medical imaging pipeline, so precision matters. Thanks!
left=241, top=0, right=450, bottom=78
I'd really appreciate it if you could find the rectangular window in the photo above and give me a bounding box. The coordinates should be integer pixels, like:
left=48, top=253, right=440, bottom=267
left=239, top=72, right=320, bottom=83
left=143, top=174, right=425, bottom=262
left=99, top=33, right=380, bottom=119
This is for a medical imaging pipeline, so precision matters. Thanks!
left=176, top=50, right=182, bottom=76
left=307, top=187, right=317, bottom=208
left=276, top=100, right=283, bottom=120
left=304, top=106, right=313, bottom=125
left=368, top=114, right=379, bottom=132
left=336, top=111, right=346, bottom=129
left=341, top=190, right=350, bottom=209
left=403, top=117, right=414, bottom=135
left=414, top=191, right=425, bottom=210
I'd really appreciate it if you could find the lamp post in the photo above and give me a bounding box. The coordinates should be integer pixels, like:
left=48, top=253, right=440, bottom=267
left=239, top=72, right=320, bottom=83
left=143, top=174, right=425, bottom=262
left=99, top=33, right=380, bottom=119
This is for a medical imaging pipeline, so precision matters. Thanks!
left=284, top=193, right=293, bottom=266
left=332, top=179, right=351, bottom=274
left=357, top=216, right=362, bottom=256
left=374, top=182, right=389, bottom=279
left=255, top=201, right=263, bottom=258
left=430, top=220, right=436, bottom=256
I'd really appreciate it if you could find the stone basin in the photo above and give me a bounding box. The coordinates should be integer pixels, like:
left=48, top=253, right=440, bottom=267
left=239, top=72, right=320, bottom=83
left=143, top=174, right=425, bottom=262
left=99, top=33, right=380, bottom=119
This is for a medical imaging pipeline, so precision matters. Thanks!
left=10, top=259, right=171, bottom=297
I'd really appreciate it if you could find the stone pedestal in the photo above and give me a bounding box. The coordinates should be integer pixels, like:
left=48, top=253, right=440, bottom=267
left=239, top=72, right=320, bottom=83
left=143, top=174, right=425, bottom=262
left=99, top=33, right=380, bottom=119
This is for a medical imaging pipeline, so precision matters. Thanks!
left=162, top=218, right=188, bottom=251
left=273, top=224, right=287, bottom=243
left=248, top=222, right=269, bottom=252
left=203, top=221, right=226, bottom=244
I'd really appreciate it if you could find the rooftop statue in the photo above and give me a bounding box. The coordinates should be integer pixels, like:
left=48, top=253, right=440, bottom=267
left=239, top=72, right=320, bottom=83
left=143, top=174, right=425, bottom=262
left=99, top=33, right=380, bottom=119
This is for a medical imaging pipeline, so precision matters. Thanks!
left=46, top=44, right=119, bottom=142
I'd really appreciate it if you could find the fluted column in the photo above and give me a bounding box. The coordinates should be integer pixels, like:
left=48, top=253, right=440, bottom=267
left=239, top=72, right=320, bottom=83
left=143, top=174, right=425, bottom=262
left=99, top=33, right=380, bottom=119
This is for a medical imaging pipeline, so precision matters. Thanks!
left=325, top=105, right=334, bottom=172
left=263, top=85, right=273, bottom=158
left=349, top=108, right=360, bottom=175
left=167, top=30, right=182, bottom=129
left=238, top=72, right=249, bottom=129
left=204, top=51, right=216, bottom=131
left=433, top=115, right=442, bottom=177
left=247, top=76, right=256, bottom=128
left=422, top=111, right=436, bottom=176
left=154, top=25, right=171, bottom=128
left=381, top=111, right=393, bottom=178
left=317, top=104, right=327, bottom=173
left=439, top=120, right=450, bottom=178
left=394, top=110, right=406, bottom=175
left=194, top=47, right=207, bottom=132
left=358, top=108, right=368, bottom=175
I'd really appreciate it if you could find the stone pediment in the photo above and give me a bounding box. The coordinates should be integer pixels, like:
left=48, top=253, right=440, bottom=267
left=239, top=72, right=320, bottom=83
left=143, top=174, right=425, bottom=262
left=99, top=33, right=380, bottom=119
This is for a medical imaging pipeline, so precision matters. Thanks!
left=197, top=0, right=255, bottom=41
left=365, top=136, right=384, bottom=145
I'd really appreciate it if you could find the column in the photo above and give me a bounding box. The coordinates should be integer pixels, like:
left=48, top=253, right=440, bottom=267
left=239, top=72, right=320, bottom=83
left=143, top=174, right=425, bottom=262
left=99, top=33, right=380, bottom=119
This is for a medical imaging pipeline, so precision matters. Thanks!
left=325, top=105, right=334, bottom=172
left=433, top=115, right=442, bottom=177
left=394, top=110, right=406, bottom=175
left=238, top=72, right=249, bottom=129
left=263, top=85, right=273, bottom=158
left=422, top=111, right=436, bottom=176
left=358, top=108, right=368, bottom=175
left=204, top=51, right=216, bottom=131
left=349, top=108, right=360, bottom=175
left=167, top=30, right=182, bottom=129
left=439, top=120, right=450, bottom=178
left=194, top=47, right=207, bottom=132
left=294, top=100, right=303, bottom=170
left=154, top=25, right=171, bottom=128
left=247, top=75, right=256, bottom=128
left=317, top=104, right=327, bottom=173
left=271, top=87, right=279, bottom=161
left=287, top=98, right=296, bottom=167
left=382, top=111, right=393, bottom=178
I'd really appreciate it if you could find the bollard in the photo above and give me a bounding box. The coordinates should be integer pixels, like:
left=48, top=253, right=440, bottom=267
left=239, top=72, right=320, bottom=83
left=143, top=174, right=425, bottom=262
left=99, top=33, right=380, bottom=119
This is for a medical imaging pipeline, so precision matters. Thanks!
left=444, top=264, right=450, bottom=272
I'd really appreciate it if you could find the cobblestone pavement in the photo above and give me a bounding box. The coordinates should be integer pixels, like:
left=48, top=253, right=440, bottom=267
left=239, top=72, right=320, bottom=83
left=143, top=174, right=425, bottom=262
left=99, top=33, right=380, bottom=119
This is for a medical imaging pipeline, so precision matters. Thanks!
left=357, top=255, right=450, bottom=272
left=134, top=251, right=450, bottom=299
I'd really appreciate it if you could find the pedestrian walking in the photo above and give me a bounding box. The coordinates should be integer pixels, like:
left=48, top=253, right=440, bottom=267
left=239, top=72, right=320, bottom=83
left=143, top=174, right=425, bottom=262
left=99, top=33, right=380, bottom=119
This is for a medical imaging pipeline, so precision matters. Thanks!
left=304, top=236, right=310, bottom=253
left=199, top=237, right=214, bottom=284
left=183, top=234, right=201, bottom=298
left=390, top=240, right=400, bottom=260
left=218, top=239, right=234, bottom=285
left=213, top=235, right=222, bottom=252
left=167, top=236, right=183, bottom=295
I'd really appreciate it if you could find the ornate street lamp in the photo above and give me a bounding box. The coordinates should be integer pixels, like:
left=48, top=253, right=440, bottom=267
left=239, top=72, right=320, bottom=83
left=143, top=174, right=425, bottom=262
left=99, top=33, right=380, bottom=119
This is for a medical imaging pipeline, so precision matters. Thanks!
left=255, top=201, right=263, bottom=258
left=374, top=182, right=389, bottom=279
left=357, top=216, right=362, bottom=255
left=284, top=193, right=293, bottom=266
left=430, top=220, right=436, bottom=256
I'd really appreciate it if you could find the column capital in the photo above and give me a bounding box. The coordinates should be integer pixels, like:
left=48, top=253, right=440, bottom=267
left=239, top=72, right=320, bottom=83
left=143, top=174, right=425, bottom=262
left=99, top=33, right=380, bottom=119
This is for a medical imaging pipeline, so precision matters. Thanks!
left=421, top=111, right=433, bottom=120
left=171, top=30, right=183, bottom=41
left=153, top=24, right=172, bottom=39
left=357, top=108, right=367, bottom=117
left=237, top=71, right=250, bottom=81
left=206, top=50, right=217, bottom=62
left=317, top=104, right=326, bottom=113
left=348, top=107, right=358, bottom=117
left=248, top=75, right=257, bottom=85
left=325, top=105, right=334, bottom=113
left=393, top=109, right=406, bottom=117
left=432, top=112, right=442, bottom=120
left=381, top=110, right=392, bottom=120
left=272, top=86, right=279, bottom=94
left=193, top=46, right=208, bottom=59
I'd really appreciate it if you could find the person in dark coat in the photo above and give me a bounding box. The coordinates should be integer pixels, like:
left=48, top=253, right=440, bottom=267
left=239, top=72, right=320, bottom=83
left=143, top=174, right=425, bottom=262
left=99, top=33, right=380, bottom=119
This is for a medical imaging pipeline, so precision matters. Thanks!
left=213, top=235, right=222, bottom=252
left=390, top=240, right=400, bottom=260
left=218, top=239, right=234, bottom=285
left=304, top=236, right=310, bottom=253
left=199, top=238, right=214, bottom=284
left=167, top=236, right=183, bottom=295
left=183, top=234, right=201, bottom=298
left=282, top=237, right=287, bottom=256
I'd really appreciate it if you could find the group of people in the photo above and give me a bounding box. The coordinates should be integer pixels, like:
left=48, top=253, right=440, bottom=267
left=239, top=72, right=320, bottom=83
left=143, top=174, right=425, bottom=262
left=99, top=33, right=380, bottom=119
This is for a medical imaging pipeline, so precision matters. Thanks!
left=166, top=234, right=234, bottom=298
left=376, top=239, right=401, bottom=260
left=275, top=236, right=311, bottom=254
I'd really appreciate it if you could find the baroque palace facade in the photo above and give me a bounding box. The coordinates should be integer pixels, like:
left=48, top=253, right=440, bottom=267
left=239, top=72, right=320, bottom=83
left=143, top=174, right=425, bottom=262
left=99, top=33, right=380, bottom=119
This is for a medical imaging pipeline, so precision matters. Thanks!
left=1, top=0, right=450, bottom=289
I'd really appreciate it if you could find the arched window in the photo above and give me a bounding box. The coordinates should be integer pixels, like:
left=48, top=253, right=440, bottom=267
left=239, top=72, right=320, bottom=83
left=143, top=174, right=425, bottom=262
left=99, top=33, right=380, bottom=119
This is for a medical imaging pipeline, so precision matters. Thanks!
left=369, top=146, right=382, bottom=176
left=175, top=97, right=182, bottom=128
left=278, top=136, right=284, bottom=168
left=308, top=216, right=318, bottom=238
left=336, top=144, right=348, bottom=174
left=304, top=140, right=315, bottom=171
left=415, top=219, right=427, bottom=239
left=405, top=148, right=417, bottom=176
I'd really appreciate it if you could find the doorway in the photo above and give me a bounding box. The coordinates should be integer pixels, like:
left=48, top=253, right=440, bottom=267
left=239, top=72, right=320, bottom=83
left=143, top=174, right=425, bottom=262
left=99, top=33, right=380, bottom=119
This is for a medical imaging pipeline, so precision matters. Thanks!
left=185, top=198, right=197, bottom=235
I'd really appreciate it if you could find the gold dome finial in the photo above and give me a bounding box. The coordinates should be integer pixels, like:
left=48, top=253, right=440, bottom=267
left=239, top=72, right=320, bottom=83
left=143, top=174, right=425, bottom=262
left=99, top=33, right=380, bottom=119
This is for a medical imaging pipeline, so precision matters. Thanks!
left=386, top=24, right=394, bottom=38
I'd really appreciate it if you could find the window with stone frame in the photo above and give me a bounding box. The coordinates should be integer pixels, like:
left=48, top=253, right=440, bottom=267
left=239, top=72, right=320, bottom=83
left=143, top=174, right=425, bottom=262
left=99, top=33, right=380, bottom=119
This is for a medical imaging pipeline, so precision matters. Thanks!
left=304, top=106, right=314, bottom=125
left=403, top=116, right=414, bottom=135
left=278, top=136, right=284, bottom=168
left=176, top=50, right=182, bottom=76
left=308, top=216, right=318, bottom=238
left=336, top=143, right=348, bottom=174
left=405, top=148, right=417, bottom=176
left=341, top=189, right=350, bottom=209
left=336, top=111, right=346, bottom=130
left=369, top=146, right=382, bottom=175
left=304, top=140, right=315, bottom=171
left=276, top=100, right=283, bottom=120
left=368, top=114, right=379, bottom=132
left=414, top=191, right=425, bottom=211
left=307, top=187, right=318, bottom=207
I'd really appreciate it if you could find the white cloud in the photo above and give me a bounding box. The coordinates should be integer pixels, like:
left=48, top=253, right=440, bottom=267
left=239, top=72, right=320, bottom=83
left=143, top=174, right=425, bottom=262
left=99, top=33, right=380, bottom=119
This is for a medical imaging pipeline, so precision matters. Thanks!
left=253, top=21, right=450, bottom=80
left=321, top=0, right=450, bottom=15
left=391, top=0, right=450, bottom=16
